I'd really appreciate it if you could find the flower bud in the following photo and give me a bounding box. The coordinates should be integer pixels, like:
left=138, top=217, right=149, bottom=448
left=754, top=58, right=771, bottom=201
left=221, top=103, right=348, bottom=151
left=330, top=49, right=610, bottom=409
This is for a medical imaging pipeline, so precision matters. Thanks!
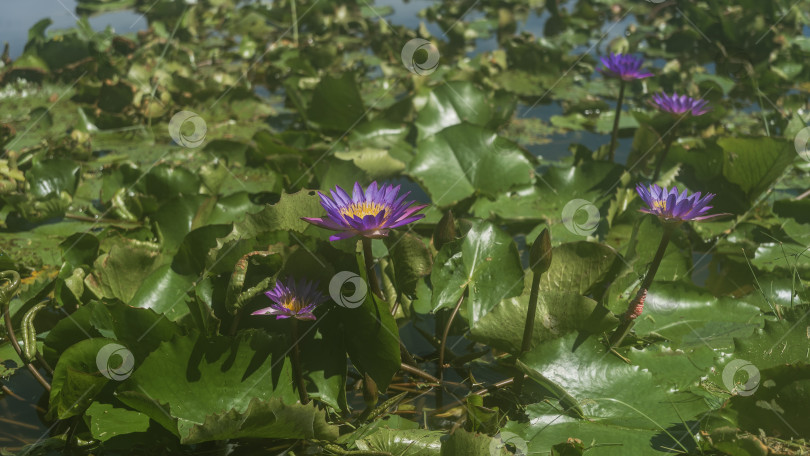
left=362, top=372, right=378, bottom=408
left=529, top=228, right=552, bottom=275
left=432, top=210, right=456, bottom=250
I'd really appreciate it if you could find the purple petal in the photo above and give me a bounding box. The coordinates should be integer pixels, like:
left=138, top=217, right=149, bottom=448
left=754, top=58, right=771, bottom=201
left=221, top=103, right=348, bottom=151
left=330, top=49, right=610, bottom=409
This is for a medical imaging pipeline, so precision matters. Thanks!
left=692, top=212, right=729, bottom=220
left=301, top=216, right=345, bottom=231
left=366, top=181, right=379, bottom=202
left=329, top=230, right=359, bottom=241
left=395, top=204, right=429, bottom=220
left=387, top=214, right=426, bottom=229
left=671, top=198, right=692, bottom=218
left=352, top=182, right=364, bottom=203
left=318, top=192, right=339, bottom=211
left=332, top=185, right=352, bottom=207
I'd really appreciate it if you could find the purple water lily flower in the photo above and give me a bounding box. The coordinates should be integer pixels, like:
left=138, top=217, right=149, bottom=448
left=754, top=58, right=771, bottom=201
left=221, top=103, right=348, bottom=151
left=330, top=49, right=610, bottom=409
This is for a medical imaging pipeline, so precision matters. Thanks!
left=651, top=91, right=710, bottom=116
left=599, top=53, right=654, bottom=81
left=302, top=181, right=427, bottom=241
left=251, top=277, right=328, bottom=321
left=636, top=184, right=723, bottom=222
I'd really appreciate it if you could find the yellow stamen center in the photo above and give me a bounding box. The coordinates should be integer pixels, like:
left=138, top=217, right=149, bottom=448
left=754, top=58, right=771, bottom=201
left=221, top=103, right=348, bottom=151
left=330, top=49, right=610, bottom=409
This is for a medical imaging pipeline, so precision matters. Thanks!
left=340, top=202, right=387, bottom=220
left=282, top=298, right=303, bottom=312
left=652, top=200, right=667, bottom=211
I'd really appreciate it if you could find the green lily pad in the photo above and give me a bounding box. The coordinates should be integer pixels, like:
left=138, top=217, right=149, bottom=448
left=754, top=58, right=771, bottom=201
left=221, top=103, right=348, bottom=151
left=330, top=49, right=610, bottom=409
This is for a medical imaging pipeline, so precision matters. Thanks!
left=470, top=241, right=625, bottom=352
left=414, top=82, right=498, bottom=140
left=306, top=73, right=366, bottom=133
left=49, top=337, right=122, bottom=419
left=471, top=161, right=623, bottom=224
left=85, top=402, right=150, bottom=442
left=116, top=329, right=317, bottom=443
left=510, top=334, right=712, bottom=456
left=385, top=231, right=432, bottom=298
left=182, top=396, right=339, bottom=444
left=88, top=239, right=161, bottom=303
left=731, top=305, right=810, bottom=370
left=431, top=220, right=524, bottom=326
left=354, top=427, right=444, bottom=455
left=26, top=158, right=80, bottom=199
left=719, top=137, right=795, bottom=203
left=409, top=123, right=532, bottom=207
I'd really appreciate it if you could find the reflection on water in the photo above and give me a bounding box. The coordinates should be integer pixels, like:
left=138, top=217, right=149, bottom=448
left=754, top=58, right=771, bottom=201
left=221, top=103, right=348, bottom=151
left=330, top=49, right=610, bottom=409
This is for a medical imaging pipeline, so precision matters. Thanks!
left=0, top=367, right=49, bottom=450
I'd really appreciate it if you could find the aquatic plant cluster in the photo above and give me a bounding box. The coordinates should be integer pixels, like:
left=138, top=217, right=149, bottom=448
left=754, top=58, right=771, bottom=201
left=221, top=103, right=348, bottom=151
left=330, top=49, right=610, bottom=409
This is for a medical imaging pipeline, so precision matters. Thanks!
left=0, top=0, right=809, bottom=455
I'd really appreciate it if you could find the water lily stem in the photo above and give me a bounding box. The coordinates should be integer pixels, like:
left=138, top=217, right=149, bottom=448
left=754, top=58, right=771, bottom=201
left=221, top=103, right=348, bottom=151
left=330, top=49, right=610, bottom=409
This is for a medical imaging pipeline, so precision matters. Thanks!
left=513, top=270, right=543, bottom=394
left=1, top=271, right=51, bottom=392
left=229, top=310, right=242, bottom=336
left=795, top=188, right=810, bottom=201
left=290, top=0, right=299, bottom=47
left=361, top=240, right=413, bottom=366
left=1, top=384, right=25, bottom=402
left=290, top=319, right=309, bottom=404
left=640, top=225, right=673, bottom=292
left=474, top=375, right=527, bottom=396
left=608, top=79, right=626, bottom=162
left=652, top=135, right=675, bottom=182
left=400, top=363, right=440, bottom=384
left=609, top=225, right=673, bottom=348
left=362, top=238, right=384, bottom=299
left=438, top=292, right=465, bottom=384
left=35, top=352, right=53, bottom=375
left=520, top=272, right=543, bottom=355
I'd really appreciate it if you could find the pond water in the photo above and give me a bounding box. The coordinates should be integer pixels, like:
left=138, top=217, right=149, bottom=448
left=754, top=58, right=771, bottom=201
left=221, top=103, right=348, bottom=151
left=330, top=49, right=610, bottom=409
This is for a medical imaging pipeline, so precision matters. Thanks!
left=0, top=0, right=639, bottom=162
left=0, top=0, right=146, bottom=59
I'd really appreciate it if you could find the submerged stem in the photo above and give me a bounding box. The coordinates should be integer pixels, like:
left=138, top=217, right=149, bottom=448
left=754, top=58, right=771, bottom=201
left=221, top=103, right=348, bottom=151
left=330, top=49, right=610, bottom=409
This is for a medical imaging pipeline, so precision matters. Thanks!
left=438, top=291, right=465, bottom=403
left=474, top=375, right=527, bottom=396
left=608, top=79, right=626, bottom=162
left=290, top=319, right=309, bottom=404
left=434, top=291, right=465, bottom=411
left=401, top=363, right=440, bottom=384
